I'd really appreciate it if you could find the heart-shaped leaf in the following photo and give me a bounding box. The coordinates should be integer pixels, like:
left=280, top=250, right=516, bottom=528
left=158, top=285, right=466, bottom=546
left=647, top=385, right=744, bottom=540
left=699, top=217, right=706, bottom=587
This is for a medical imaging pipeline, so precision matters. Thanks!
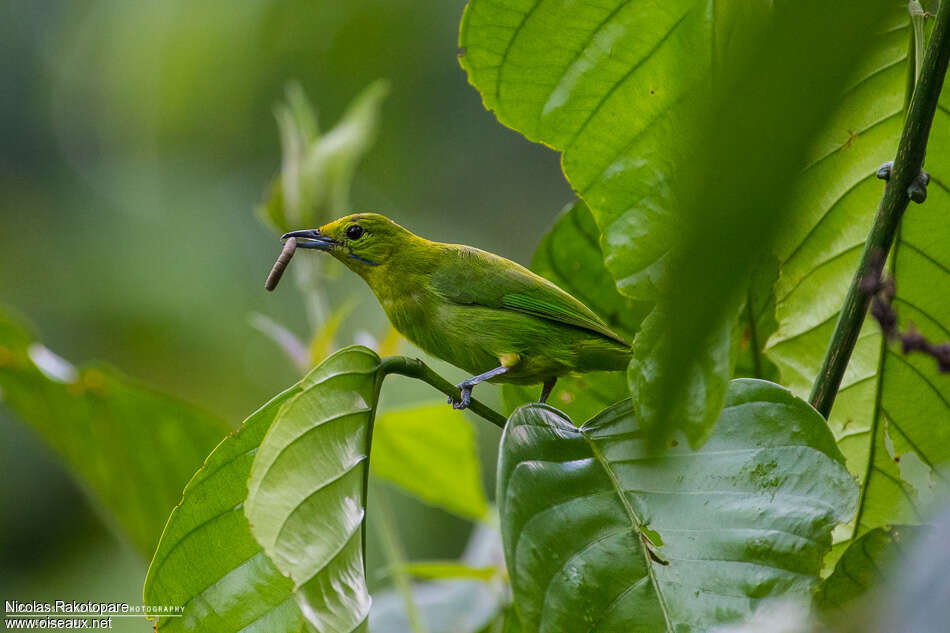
left=498, top=379, right=857, bottom=632
left=245, top=346, right=383, bottom=633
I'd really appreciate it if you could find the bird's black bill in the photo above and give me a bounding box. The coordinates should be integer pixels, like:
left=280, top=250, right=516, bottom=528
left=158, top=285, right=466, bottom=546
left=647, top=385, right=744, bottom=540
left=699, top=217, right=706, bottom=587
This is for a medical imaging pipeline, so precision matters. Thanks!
left=281, top=229, right=337, bottom=251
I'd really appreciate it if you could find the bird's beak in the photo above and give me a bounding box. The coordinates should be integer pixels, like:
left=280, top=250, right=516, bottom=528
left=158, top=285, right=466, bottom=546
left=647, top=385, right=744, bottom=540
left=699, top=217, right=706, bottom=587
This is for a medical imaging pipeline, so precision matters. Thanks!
left=281, top=229, right=337, bottom=251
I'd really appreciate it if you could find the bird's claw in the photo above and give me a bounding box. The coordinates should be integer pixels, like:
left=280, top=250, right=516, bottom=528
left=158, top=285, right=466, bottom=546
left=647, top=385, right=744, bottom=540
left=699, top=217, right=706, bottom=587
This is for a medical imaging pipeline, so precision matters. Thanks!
left=448, top=383, right=473, bottom=410
left=876, top=161, right=930, bottom=203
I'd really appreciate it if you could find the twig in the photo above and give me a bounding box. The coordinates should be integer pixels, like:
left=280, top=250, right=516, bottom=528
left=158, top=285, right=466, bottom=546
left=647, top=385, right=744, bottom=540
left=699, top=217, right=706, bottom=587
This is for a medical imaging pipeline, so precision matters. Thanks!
left=861, top=250, right=950, bottom=372
left=809, top=0, right=950, bottom=417
left=379, top=356, right=507, bottom=429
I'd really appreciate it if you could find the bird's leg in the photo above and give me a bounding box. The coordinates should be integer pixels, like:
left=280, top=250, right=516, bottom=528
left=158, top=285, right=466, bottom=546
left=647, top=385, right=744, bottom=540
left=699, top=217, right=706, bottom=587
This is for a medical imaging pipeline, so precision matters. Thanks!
left=539, top=378, right=557, bottom=403
left=448, top=365, right=510, bottom=410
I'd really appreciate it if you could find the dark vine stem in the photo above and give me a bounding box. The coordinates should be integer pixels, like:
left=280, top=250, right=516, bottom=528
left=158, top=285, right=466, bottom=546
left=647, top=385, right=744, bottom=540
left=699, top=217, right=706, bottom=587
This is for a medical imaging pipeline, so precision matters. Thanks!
left=810, top=0, right=950, bottom=418
left=379, top=356, right=507, bottom=428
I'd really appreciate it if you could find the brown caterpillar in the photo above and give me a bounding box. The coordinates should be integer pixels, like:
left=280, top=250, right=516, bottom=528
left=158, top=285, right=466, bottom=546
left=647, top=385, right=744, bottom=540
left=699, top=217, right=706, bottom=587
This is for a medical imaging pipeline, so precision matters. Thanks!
left=265, top=237, right=297, bottom=291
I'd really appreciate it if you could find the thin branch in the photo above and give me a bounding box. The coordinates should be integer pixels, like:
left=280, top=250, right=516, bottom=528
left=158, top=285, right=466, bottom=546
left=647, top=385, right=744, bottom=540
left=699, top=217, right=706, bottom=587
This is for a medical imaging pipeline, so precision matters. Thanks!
left=379, top=356, right=507, bottom=429
left=809, top=0, right=950, bottom=417
left=862, top=250, right=950, bottom=372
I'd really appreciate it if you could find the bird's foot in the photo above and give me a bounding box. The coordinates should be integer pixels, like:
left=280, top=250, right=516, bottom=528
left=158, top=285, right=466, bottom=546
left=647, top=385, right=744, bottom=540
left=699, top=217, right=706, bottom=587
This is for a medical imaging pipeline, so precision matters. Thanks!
left=876, top=161, right=930, bottom=203
left=448, top=382, right=473, bottom=410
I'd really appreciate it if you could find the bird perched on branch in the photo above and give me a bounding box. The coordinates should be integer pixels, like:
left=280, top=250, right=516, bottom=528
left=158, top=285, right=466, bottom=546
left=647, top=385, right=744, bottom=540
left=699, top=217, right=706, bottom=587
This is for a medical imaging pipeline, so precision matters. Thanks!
left=283, top=213, right=631, bottom=409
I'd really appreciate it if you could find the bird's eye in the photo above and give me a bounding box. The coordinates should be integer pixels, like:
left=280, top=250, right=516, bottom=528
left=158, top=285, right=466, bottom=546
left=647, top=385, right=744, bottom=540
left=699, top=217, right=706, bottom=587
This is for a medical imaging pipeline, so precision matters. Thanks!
left=346, top=225, right=365, bottom=240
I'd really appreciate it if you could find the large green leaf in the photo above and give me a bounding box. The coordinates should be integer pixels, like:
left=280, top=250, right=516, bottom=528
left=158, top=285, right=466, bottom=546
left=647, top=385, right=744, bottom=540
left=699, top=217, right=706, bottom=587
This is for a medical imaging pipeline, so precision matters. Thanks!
left=502, top=201, right=650, bottom=423
left=245, top=346, right=383, bottom=633
left=459, top=0, right=701, bottom=300
left=764, top=6, right=950, bottom=546
left=372, top=402, right=489, bottom=521
left=498, top=379, right=857, bottom=633
left=0, top=307, right=229, bottom=556
left=461, top=0, right=891, bottom=448
left=144, top=386, right=303, bottom=633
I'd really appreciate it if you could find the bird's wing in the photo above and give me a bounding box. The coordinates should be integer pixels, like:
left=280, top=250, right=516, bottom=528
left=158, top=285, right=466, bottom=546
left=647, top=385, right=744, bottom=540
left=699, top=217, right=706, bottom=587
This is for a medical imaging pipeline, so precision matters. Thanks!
left=431, top=246, right=630, bottom=347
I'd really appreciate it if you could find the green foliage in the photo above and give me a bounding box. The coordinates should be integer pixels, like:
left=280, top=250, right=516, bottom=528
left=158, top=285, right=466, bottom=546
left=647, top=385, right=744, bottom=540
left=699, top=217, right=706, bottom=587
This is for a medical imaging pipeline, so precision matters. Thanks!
left=245, top=346, right=383, bottom=633
left=627, top=305, right=736, bottom=448
left=144, top=347, right=499, bottom=632
left=497, top=379, right=857, bottom=632
left=258, top=81, right=389, bottom=234
left=401, top=561, right=496, bottom=582
left=144, top=383, right=303, bottom=633
left=461, top=0, right=893, bottom=448
left=370, top=524, right=508, bottom=633
left=0, top=307, right=229, bottom=556
left=498, top=379, right=856, bottom=631
left=372, top=403, right=489, bottom=521
left=764, top=5, right=950, bottom=551
left=816, top=525, right=919, bottom=613
left=502, top=201, right=650, bottom=422
left=459, top=0, right=697, bottom=300
left=10, top=1, right=950, bottom=630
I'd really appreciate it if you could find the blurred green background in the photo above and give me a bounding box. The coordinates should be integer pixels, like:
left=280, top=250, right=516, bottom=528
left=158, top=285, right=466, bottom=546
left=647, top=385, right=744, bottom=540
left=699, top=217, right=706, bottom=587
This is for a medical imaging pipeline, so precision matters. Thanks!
left=0, top=0, right=570, bottom=626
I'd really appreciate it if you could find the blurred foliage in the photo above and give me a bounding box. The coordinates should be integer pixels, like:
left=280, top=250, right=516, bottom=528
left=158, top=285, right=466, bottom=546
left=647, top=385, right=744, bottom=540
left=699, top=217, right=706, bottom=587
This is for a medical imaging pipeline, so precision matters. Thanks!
left=5, top=0, right=950, bottom=631
left=372, top=403, right=489, bottom=522
left=258, top=81, right=388, bottom=235
left=643, top=0, right=892, bottom=447
left=1, top=0, right=568, bottom=614
left=817, top=525, right=920, bottom=615
left=0, top=307, right=229, bottom=556
left=370, top=523, right=507, bottom=633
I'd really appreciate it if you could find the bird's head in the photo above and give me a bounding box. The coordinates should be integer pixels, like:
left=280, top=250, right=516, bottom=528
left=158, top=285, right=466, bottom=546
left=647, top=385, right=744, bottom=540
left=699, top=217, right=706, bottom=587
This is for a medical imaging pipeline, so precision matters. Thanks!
left=282, top=213, right=414, bottom=274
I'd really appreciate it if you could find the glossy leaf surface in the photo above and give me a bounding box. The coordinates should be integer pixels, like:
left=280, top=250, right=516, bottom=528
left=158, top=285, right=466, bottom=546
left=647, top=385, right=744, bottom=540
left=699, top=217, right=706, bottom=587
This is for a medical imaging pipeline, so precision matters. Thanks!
left=146, top=346, right=384, bottom=632
left=246, top=346, right=383, bottom=633
left=498, top=379, right=857, bottom=632
left=144, top=386, right=303, bottom=632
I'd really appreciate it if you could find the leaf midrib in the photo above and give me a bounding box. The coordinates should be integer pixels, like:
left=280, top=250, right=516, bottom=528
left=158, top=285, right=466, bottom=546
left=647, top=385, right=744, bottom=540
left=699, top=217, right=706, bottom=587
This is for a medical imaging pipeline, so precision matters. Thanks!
left=580, top=428, right=675, bottom=633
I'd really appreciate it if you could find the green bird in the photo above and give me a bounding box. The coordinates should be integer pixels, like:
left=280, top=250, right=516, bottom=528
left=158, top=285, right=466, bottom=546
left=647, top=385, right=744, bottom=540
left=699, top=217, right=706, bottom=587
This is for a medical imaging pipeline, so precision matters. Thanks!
left=283, top=213, right=631, bottom=409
